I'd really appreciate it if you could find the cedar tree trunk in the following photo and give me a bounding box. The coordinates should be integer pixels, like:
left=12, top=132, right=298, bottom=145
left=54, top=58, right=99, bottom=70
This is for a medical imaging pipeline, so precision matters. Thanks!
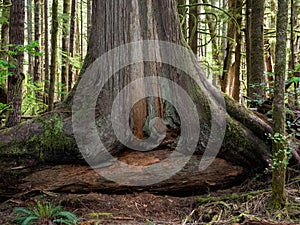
left=0, top=0, right=273, bottom=192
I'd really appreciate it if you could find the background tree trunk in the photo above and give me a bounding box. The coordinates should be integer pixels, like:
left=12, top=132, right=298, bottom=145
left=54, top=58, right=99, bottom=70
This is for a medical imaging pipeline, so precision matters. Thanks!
left=43, top=0, right=49, bottom=105
left=248, top=0, right=266, bottom=103
left=61, top=0, right=70, bottom=100
left=233, top=0, right=242, bottom=102
left=26, top=0, right=33, bottom=78
left=48, top=0, right=58, bottom=111
left=6, top=0, right=25, bottom=127
left=221, top=0, right=235, bottom=94
left=270, top=0, right=288, bottom=209
left=33, top=0, right=41, bottom=85
left=188, top=0, right=198, bottom=55
left=68, top=0, right=76, bottom=92
left=86, top=0, right=92, bottom=40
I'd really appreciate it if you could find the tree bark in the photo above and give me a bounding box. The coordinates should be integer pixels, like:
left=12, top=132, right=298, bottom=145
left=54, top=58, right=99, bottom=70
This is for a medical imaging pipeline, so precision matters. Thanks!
left=233, top=0, right=242, bottom=101
left=188, top=0, right=198, bottom=55
left=48, top=0, right=58, bottom=111
left=26, top=0, right=33, bottom=78
left=68, top=0, right=76, bottom=92
left=0, top=0, right=274, bottom=193
left=248, top=0, right=266, bottom=102
left=6, top=0, right=25, bottom=127
left=269, top=0, right=288, bottom=209
left=33, top=0, right=41, bottom=85
left=0, top=0, right=10, bottom=49
left=18, top=154, right=245, bottom=196
left=221, top=0, right=235, bottom=94
left=43, top=0, right=49, bottom=105
left=61, top=0, right=70, bottom=100
left=86, top=0, right=92, bottom=40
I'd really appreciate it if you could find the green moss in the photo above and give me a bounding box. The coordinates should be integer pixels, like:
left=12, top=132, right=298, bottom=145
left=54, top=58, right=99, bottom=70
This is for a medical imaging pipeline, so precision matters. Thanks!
left=26, top=113, right=76, bottom=161
left=223, top=115, right=252, bottom=153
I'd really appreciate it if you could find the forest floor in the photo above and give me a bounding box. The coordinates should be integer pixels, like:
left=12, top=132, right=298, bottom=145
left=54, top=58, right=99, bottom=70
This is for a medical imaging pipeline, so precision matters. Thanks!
left=0, top=158, right=299, bottom=225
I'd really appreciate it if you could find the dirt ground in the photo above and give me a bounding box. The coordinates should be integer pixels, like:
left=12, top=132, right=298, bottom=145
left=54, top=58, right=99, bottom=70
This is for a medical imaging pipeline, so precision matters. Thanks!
left=0, top=158, right=299, bottom=225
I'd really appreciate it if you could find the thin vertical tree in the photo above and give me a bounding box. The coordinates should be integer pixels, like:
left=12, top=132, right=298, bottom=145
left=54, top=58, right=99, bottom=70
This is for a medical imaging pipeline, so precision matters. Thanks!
left=48, top=0, right=59, bottom=111
left=6, top=0, right=25, bottom=127
left=0, top=0, right=10, bottom=73
left=188, top=0, right=198, bottom=55
left=221, top=0, right=235, bottom=93
left=289, top=0, right=299, bottom=106
left=232, top=0, right=242, bottom=101
left=27, top=0, right=33, bottom=77
left=86, top=0, right=92, bottom=39
left=269, top=0, right=288, bottom=209
left=61, top=0, right=71, bottom=100
left=202, top=0, right=222, bottom=75
left=80, top=0, right=83, bottom=61
left=43, top=0, right=49, bottom=105
left=68, top=0, right=76, bottom=91
left=248, top=0, right=265, bottom=103
left=75, top=3, right=81, bottom=79
left=33, top=0, right=41, bottom=84
left=245, top=0, right=251, bottom=97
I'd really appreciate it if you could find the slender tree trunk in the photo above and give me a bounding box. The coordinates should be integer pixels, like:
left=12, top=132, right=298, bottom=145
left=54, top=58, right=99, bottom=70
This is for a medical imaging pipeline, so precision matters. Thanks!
left=6, top=0, right=25, bottom=127
left=86, top=0, right=92, bottom=40
left=188, top=0, right=198, bottom=55
left=33, top=0, right=41, bottom=84
left=202, top=0, right=222, bottom=69
left=269, top=0, right=288, bottom=210
left=75, top=6, right=80, bottom=80
left=61, top=0, right=71, bottom=100
left=80, top=0, right=83, bottom=61
left=221, top=0, right=235, bottom=93
left=248, top=0, right=265, bottom=102
left=0, top=0, right=10, bottom=71
left=245, top=0, right=251, bottom=98
left=27, top=0, right=33, bottom=78
left=43, top=0, right=49, bottom=105
left=48, top=0, right=59, bottom=111
left=232, top=0, right=242, bottom=101
left=68, top=0, right=76, bottom=92
left=288, top=0, right=299, bottom=106
left=265, top=39, right=274, bottom=98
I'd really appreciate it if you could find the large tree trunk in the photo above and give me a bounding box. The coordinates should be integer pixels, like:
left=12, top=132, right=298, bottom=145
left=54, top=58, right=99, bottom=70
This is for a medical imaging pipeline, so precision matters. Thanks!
left=0, top=0, right=273, bottom=193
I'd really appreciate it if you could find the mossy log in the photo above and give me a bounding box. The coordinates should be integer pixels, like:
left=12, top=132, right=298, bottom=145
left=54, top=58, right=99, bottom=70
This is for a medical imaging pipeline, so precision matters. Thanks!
left=0, top=95, right=274, bottom=196
left=0, top=95, right=271, bottom=170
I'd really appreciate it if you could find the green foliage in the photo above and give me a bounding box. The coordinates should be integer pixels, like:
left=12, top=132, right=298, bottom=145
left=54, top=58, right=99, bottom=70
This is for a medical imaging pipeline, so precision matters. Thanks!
left=289, top=76, right=300, bottom=83
left=0, top=102, right=11, bottom=114
left=22, top=78, right=47, bottom=116
left=13, top=201, right=78, bottom=225
left=0, top=59, right=15, bottom=81
left=7, top=42, right=43, bottom=57
left=29, top=113, right=74, bottom=160
left=267, top=133, right=292, bottom=169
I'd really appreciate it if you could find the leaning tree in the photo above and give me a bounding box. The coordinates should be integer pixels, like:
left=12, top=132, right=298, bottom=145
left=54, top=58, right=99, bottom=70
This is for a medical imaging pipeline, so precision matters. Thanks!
left=0, top=0, right=275, bottom=193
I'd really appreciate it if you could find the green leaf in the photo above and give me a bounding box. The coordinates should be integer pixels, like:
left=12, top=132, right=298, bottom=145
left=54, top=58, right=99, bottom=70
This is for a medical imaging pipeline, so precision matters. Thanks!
left=56, top=211, right=78, bottom=221
left=21, top=216, right=38, bottom=225
left=290, top=76, right=300, bottom=83
left=13, top=207, right=33, bottom=215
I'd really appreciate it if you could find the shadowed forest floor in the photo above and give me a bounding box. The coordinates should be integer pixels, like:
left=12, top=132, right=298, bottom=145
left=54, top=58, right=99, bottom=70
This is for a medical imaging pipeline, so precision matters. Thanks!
left=0, top=157, right=299, bottom=225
